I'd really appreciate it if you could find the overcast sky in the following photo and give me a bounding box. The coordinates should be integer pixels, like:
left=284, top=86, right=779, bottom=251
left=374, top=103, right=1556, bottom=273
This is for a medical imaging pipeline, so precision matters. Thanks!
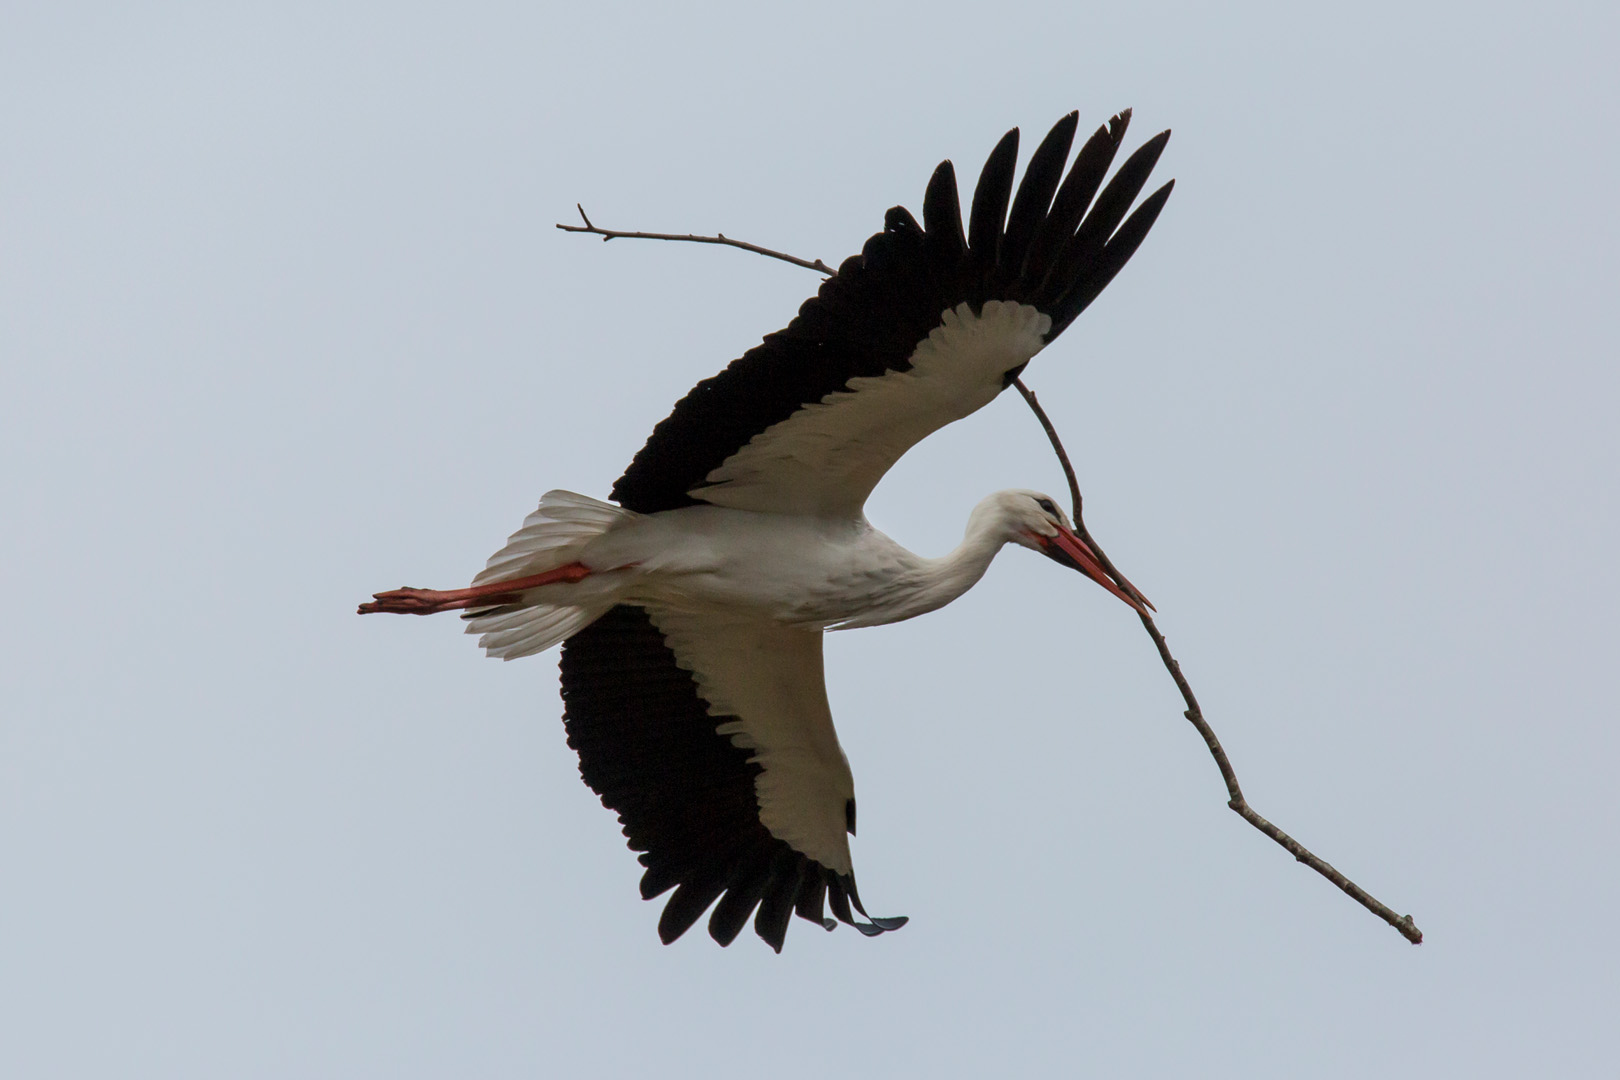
left=4, top=2, right=1618, bottom=1077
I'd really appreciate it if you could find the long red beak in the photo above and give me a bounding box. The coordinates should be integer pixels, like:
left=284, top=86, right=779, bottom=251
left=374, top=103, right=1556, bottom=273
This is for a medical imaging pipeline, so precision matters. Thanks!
left=1039, top=526, right=1153, bottom=615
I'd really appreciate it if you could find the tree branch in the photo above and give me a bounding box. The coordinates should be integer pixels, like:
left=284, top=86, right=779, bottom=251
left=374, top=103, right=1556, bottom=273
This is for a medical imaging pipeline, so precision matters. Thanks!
left=1011, top=380, right=1421, bottom=945
left=557, top=213, right=1423, bottom=945
left=557, top=205, right=840, bottom=276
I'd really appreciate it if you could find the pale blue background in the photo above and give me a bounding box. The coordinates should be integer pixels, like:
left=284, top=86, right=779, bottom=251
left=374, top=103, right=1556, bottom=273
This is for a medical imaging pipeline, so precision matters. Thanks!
left=4, top=2, right=1617, bottom=1076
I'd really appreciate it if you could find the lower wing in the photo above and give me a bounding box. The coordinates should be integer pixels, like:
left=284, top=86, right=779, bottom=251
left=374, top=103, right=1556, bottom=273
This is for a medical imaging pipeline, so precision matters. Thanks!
left=558, top=604, right=905, bottom=950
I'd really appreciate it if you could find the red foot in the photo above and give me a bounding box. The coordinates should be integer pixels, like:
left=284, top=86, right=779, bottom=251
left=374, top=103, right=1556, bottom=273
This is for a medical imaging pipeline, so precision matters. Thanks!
left=358, top=562, right=590, bottom=615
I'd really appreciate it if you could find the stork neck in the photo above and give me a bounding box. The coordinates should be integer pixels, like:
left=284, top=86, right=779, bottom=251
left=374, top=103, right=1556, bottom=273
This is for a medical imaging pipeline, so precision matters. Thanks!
left=935, top=504, right=1015, bottom=600
left=844, top=502, right=1012, bottom=628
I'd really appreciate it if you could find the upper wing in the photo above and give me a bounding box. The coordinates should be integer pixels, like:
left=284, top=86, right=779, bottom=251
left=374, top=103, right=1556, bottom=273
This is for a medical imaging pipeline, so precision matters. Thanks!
left=558, top=604, right=904, bottom=950
left=610, top=110, right=1174, bottom=517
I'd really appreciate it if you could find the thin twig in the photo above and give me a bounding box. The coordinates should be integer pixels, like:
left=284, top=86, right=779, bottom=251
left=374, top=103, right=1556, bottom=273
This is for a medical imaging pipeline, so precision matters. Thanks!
left=1011, top=379, right=1422, bottom=945
left=557, top=205, right=840, bottom=276
left=557, top=214, right=1423, bottom=945
left=1012, top=379, right=1087, bottom=524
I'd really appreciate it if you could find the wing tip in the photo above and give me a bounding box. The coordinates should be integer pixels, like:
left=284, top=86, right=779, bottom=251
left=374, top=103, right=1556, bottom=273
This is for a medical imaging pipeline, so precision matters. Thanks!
left=645, top=857, right=908, bottom=951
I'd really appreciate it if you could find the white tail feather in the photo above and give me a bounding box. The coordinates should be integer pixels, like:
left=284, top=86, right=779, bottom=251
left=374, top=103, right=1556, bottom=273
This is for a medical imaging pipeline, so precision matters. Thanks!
left=468, top=602, right=603, bottom=660
left=471, top=490, right=634, bottom=586
left=463, top=490, right=633, bottom=660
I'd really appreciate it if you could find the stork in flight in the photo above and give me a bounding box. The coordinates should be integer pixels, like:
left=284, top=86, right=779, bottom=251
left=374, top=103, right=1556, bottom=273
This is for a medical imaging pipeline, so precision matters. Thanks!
left=361, top=110, right=1173, bottom=951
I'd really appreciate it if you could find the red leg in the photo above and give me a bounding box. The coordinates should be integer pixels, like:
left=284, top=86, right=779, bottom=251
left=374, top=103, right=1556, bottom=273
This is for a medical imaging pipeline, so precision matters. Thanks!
left=358, top=562, right=591, bottom=615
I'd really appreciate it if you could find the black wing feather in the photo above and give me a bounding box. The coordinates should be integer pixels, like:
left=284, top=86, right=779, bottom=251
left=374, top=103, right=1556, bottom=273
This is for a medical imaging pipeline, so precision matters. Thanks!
left=659, top=874, right=732, bottom=945
left=1025, top=111, right=1131, bottom=300
left=752, top=850, right=805, bottom=951
left=966, top=127, right=1020, bottom=294
left=1001, top=111, right=1079, bottom=288
left=922, top=160, right=967, bottom=263
left=706, top=840, right=778, bottom=946
left=1057, top=129, right=1172, bottom=282
left=1056, top=179, right=1176, bottom=336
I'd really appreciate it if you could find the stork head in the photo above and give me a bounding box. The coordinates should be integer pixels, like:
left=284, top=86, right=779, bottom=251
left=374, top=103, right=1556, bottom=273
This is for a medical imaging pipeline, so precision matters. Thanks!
left=997, top=489, right=1149, bottom=614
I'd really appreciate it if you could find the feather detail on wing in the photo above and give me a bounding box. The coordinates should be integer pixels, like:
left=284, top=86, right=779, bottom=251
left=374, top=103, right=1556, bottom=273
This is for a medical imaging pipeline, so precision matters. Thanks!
left=693, top=301, right=1049, bottom=516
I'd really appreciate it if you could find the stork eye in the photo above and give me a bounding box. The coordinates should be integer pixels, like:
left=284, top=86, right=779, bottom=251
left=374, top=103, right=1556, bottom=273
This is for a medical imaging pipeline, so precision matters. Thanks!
left=1035, top=497, right=1058, bottom=516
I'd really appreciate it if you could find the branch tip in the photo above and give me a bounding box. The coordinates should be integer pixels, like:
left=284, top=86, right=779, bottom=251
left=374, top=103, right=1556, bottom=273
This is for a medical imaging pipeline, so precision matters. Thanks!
left=553, top=210, right=837, bottom=276
left=1009, top=377, right=1420, bottom=945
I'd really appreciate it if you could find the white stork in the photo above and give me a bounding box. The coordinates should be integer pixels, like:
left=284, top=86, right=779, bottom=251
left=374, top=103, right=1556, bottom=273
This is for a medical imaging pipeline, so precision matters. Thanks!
left=361, top=110, right=1173, bottom=951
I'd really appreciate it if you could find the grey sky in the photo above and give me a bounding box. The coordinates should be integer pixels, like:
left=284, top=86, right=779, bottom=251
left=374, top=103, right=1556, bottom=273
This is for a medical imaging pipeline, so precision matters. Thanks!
left=3, top=2, right=1617, bottom=1076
